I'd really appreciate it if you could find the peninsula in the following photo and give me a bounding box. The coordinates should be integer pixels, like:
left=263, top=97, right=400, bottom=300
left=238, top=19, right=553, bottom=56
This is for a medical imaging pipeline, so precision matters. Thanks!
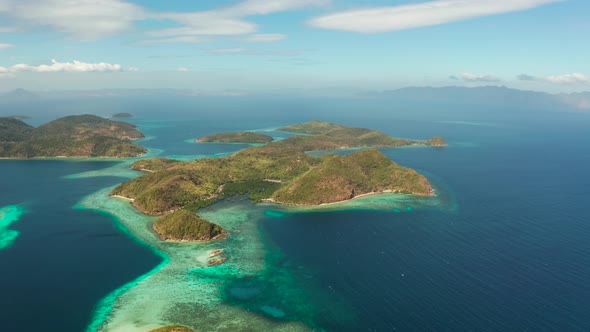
left=0, top=114, right=146, bottom=158
left=111, top=121, right=445, bottom=243
left=196, top=132, right=273, bottom=144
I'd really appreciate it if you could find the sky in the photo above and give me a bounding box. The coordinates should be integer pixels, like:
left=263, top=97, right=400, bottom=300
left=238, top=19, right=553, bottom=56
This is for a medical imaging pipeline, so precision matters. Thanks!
left=0, top=0, right=588, bottom=93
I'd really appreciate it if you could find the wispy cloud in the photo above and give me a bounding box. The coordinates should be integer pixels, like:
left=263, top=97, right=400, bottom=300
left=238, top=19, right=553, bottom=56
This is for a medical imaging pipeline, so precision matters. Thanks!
left=0, top=0, right=145, bottom=41
left=208, top=48, right=250, bottom=55
left=0, top=43, right=14, bottom=49
left=1, top=59, right=128, bottom=73
left=146, top=0, right=327, bottom=44
left=518, top=73, right=590, bottom=84
left=207, top=47, right=305, bottom=56
left=309, top=0, right=560, bottom=33
left=0, top=27, right=18, bottom=33
left=243, top=34, right=287, bottom=43
left=176, top=67, right=190, bottom=72
left=461, top=72, right=501, bottom=82
left=0, top=0, right=326, bottom=42
left=136, top=36, right=210, bottom=46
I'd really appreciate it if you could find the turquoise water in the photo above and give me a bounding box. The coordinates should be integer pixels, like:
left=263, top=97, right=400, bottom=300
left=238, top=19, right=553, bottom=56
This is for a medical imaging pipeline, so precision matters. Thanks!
left=0, top=205, right=26, bottom=250
left=1, top=96, right=589, bottom=331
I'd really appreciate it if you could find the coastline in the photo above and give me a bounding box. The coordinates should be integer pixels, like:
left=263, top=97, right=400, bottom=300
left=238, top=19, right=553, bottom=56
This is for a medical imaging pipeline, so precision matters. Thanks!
left=64, top=147, right=315, bottom=331
left=111, top=195, right=135, bottom=202
left=264, top=189, right=435, bottom=208
left=78, top=185, right=315, bottom=332
left=0, top=154, right=146, bottom=161
left=66, top=138, right=445, bottom=331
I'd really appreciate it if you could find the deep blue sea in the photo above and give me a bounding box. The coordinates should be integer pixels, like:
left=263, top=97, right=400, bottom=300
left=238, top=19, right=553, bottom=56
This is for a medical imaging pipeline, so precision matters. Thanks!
left=1, top=96, right=589, bottom=331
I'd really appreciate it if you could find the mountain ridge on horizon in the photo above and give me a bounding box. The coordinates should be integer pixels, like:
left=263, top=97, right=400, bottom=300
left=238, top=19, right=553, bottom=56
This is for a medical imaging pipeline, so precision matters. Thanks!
left=2, top=86, right=589, bottom=111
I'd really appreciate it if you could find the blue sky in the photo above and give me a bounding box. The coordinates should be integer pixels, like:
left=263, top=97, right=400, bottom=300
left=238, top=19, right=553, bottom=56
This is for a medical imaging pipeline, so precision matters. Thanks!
left=0, top=0, right=588, bottom=93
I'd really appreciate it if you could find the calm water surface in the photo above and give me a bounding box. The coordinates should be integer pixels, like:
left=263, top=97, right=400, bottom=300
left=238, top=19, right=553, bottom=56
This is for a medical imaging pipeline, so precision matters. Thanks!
left=0, top=97, right=589, bottom=331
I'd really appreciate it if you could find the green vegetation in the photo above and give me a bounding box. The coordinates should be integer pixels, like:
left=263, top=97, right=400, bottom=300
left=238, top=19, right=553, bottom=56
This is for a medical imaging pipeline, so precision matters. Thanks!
left=276, top=120, right=442, bottom=150
left=113, top=120, right=444, bottom=242
left=0, top=114, right=146, bottom=158
left=273, top=149, right=432, bottom=205
left=278, top=120, right=344, bottom=134
left=153, top=209, right=226, bottom=242
left=149, top=325, right=196, bottom=332
left=196, top=132, right=273, bottom=144
left=426, top=136, right=448, bottom=147
left=112, top=112, right=133, bottom=118
left=131, top=158, right=180, bottom=172
left=0, top=117, right=34, bottom=142
left=222, top=180, right=283, bottom=202
left=112, top=145, right=318, bottom=215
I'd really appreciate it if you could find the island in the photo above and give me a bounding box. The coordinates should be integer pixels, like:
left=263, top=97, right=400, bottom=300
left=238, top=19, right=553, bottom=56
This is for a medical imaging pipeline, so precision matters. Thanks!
left=112, top=112, right=133, bottom=118
left=276, top=120, right=447, bottom=150
left=153, top=209, right=226, bottom=242
left=111, top=121, right=445, bottom=244
left=0, top=114, right=146, bottom=158
left=196, top=132, right=273, bottom=144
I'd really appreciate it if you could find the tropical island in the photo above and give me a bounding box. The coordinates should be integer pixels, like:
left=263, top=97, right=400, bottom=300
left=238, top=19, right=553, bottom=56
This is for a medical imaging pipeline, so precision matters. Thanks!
left=112, top=112, right=133, bottom=118
left=196, top=132, right=274, bottom=144
left=0, top=114, right=146, bottom=158
left=111, top=121, right=445, bottom=244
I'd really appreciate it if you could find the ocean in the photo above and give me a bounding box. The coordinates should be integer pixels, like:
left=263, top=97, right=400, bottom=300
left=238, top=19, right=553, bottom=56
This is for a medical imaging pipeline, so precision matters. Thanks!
left=0, top=96, right=589, bottom=331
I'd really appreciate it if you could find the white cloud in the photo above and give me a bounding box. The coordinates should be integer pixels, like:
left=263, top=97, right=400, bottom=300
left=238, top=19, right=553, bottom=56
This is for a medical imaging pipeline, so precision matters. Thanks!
left=0, top=0, right=145, bottom=41
left=208, top=48, right=250, bottom=55
left=0, top=0, right=326, bottom=43
left=545, top=73, right=589, bottom=84
left=461, top=72, right=501, bottom=82
left=147, top=19, right=257, bottom=37
left=0, top=43, right=14, bottom=49
left=243, top=34, right=287, bottom=42
left=5, top=59, right=124, bottom=73
left=224, top=0, right=330, bottom=16
left=0, top=27, right=18, bottom=33
left=150, top=0, right=327, bottom=41
left=518, top=73, right=590, bottom=84
left=137, top=36, right=210, bottom=46
left=206, top=47, right=304, bottom=56
left=177, top=67, right=190, bottom=72
left=308, top=0, right=560, bottom=33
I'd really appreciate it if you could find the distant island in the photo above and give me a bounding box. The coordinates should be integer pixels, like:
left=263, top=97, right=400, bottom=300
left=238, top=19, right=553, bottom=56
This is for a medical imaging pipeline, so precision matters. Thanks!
left=196, top=132, right=273, bottom=144
left=0, top=114, right=146, bottom=158
left=111, top=121, right=446, bottom=245
left=112, top=112, right=133, bottom=118
left=276, top=120, right=447, bottom=150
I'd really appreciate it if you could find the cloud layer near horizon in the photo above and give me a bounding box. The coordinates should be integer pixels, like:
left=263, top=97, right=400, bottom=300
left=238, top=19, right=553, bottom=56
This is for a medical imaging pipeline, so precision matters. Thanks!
left=518, top=73, right=590, bottom=84
left=308, top=0, right=560, bottom=33
left=451, top=72, right=501, bottom=82
left=0, top=60, right=124, bottom=73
